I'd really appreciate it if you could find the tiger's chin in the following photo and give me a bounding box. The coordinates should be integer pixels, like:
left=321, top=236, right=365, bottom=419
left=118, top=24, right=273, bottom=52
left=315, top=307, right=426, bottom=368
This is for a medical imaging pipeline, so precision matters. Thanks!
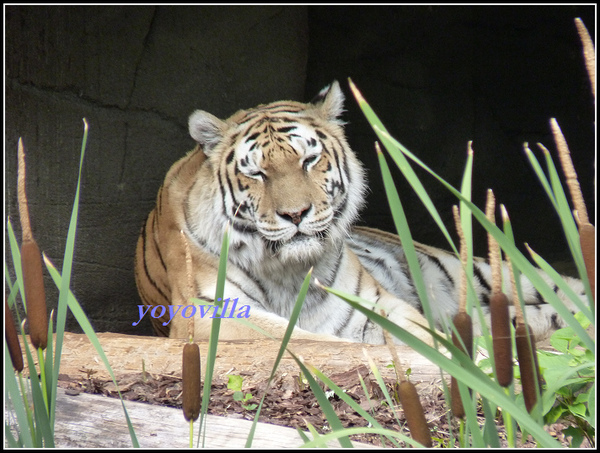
left=274, top=235, right=326, bottom=265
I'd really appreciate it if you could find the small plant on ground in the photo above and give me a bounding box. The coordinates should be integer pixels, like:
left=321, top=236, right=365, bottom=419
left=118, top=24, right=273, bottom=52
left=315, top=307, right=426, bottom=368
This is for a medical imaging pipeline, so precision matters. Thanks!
left=538, top=312, right=595, bottom=447
left=227, top=375, right=258, bottom=411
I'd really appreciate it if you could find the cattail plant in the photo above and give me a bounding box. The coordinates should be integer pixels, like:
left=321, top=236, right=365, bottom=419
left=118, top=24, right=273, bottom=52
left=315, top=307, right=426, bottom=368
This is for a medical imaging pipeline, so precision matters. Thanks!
left=550, top=118, right=595, bottom=302
left=180, top=230, right=201, bottom=449
left=449, top=205, right=474, bottom=419
left=501, top=206, right=543, bottom=413
left=383, top=328, right=432, bottom=447
left=578, top=222, right=595, bottom=301
left=486, top=190, right=513, bottom=387
left=6, top=298, right=24, bottom=373
left=574, top=18, right=595, bottom=100
left=18, top=138, right=48, bottom=351
left=514, top=323, right=543, bottom=413
left=182, top=342, right=202, bottom=422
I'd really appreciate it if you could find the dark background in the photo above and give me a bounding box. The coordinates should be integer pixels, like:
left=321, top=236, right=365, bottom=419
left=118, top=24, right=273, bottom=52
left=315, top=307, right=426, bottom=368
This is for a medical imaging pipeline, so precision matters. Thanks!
left=5, top=6, right=595, bottom=336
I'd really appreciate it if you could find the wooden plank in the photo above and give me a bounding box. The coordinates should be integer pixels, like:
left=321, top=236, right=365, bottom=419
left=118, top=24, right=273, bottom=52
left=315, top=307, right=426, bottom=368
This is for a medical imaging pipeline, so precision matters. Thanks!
left=50, top=332, right=443, bottom=386
left=44, top=387, right=372, bottom=448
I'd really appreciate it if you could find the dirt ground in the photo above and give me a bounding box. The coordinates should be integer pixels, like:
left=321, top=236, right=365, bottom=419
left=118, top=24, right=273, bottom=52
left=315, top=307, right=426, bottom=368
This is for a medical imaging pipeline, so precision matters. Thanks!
left=57, top=365, right=588, bottom=448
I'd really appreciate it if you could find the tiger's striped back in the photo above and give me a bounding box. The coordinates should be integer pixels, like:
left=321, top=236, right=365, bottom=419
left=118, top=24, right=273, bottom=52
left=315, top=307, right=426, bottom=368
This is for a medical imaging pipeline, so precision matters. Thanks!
left=349, top=226, right=585, bottom=339
left=134, top=81, right=586, bottom=344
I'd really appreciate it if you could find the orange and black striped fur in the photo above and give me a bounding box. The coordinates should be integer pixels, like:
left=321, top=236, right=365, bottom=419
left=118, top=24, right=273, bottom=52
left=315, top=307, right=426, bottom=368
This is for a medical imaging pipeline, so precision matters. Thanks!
left=135, top=81, right=585, bottom=344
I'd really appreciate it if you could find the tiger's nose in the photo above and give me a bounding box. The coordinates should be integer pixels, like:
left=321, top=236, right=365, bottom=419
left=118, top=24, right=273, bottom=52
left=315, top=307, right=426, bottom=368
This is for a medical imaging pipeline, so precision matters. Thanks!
left=277, top=205, right=311, bottom=225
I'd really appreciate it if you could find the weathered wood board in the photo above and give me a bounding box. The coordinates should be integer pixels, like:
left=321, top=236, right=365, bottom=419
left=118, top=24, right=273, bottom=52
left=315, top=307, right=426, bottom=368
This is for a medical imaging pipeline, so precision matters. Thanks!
left=51, top=332, right=443, bottom=385
left=28, top=387, right=372, bottom=448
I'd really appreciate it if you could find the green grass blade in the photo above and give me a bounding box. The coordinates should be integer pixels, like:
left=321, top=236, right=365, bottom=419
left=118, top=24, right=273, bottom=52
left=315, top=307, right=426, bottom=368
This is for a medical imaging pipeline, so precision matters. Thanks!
left=245, top=268, right=313, bottom=447
left=298, top=426, right=435, bottom=448
left=523, top=144, right=559, bottom=211
left=4, top=259, right=21, bottom=313
left=525, top=144, right=592, bottom=303
left=4, top=422, right=22, bottom=448
left=500, top=206, right=531, bottom=327
left=49, top=119, right=88, bottom=429
left=5, top=345, right=34, bottom=447
left=587, top=383, right=595, bottom=429
left=526, top=246, right=593, bottom=320
left=303, top=422, right=328, bottom=447
left=372, top=127, right=594, bottom=352
left=17, top=324, right=53, bottom=446
left=539, top=145, right=590, bottom=293
left=311, top=367, right=403, bottom=447
left=324, top=287, right=562, bottom=447
left=287, top=350, right=353, bottom=448
left=296, top=426, right=311, bottom=443
left=376, top=144, right=437, bottom=336
left=349, top=79, right=458, bottom=254
left=43, top=311, right=54, bottom=418
left=6, top=218, right=26, bottom=311
left=43, top=255, right=140, bottom=446
left=198, top=222, right=230, bottom=447
left=362, top=352, right=402, bottom=426
left=481, top=397, right=501, bottom=447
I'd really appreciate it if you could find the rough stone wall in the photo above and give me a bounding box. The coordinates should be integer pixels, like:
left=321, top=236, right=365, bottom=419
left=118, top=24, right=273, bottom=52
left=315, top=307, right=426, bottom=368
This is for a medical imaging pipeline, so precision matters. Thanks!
left=5, top=6, right=594, bottom=336
left=5, top=6, right=308, bottom=334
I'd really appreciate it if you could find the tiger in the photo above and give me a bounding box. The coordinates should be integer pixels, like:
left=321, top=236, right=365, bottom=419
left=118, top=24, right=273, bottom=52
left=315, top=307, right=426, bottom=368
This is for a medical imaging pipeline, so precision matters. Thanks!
left=134, top=80, right=586, bottom=345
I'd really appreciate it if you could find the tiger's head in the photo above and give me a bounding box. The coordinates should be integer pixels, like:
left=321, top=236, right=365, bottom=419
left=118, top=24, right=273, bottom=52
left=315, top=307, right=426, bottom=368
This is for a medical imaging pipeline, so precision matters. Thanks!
left=188, top=81, right=366, bottom=266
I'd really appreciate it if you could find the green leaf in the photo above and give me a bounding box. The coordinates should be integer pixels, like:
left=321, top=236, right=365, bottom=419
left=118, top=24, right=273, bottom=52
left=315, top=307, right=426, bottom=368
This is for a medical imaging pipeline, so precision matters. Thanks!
left=227, top=375, right=244, bottom=392
left=570, top=403, right=588, bottom=418
left=562, top=425, right=585, bottom=448
left=539, top=144, right=589, bottom=293
left=50, top=119, right=89, bottom=430
left=545, top=405, right=567, bottom=425
left=586, top=385, right=595, bottom=428
left=375, top=143, right=439, bottom=340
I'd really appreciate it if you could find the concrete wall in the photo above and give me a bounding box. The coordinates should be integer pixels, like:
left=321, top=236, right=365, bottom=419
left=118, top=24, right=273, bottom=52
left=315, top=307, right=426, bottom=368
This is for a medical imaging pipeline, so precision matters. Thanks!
left=5, top=6, right=594, bottom=335
left=5, top=6, right=309, bottom=334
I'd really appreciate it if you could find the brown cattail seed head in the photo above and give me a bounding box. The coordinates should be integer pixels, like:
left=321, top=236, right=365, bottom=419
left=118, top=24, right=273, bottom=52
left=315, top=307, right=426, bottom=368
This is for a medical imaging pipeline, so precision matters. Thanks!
left=397, top=380, right=432, bottom=447
left=452, top=312, right=473, bottom=358
left=6, top=298, right=24, bottom=372
left=490, top=292, right=513, bottom=387
left=182, top=342, right=201, bottom=421
left=579, top=223, right=595, bottom=301
left=450, top=312, right=473, bottom=418
left=21, top=240, right=48, bottom=350
left=515, top=323, right=543, bottom=413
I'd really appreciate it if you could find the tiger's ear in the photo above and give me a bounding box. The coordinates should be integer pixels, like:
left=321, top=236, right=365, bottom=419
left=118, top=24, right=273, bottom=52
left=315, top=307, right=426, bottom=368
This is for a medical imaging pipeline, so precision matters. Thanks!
left=188, top=110, right=228, bottom=154
left=310, top=80, right=345, bottom=122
